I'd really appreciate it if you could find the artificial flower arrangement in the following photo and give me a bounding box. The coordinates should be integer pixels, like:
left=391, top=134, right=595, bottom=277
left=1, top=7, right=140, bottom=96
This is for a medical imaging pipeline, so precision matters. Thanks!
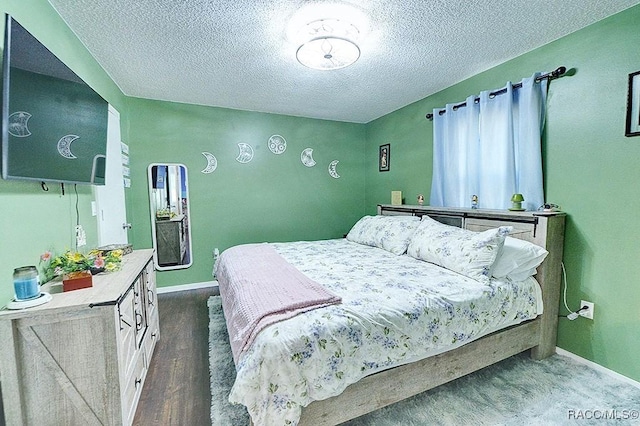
left=40, top=249, right=123, bottom=283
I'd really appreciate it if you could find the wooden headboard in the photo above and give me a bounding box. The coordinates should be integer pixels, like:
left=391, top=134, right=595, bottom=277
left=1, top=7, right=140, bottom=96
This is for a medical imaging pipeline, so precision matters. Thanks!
left=377, top=204, right=566, bottom=359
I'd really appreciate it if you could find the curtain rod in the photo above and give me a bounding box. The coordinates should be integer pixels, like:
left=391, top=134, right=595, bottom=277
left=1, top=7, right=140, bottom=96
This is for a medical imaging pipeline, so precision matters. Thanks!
left=425, top=66, right=566, bottom=121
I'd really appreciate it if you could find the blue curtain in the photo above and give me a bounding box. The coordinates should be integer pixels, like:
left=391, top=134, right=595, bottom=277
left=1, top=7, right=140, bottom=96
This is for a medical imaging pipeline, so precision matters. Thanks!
left=430, top=73, right=547, bottom=211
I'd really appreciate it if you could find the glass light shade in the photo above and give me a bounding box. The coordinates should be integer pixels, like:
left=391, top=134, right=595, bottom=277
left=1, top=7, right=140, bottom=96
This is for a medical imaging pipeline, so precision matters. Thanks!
left=296, top=36, right=360, bottom=70
left=511, top=193, right=525, bottom=202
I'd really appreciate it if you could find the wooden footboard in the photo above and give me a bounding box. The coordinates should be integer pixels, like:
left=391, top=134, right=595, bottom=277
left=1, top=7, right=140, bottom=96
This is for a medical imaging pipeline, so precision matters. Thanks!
left=295, top=206, right=566, bottom=426
left=300, top=320, right=540, bottom=425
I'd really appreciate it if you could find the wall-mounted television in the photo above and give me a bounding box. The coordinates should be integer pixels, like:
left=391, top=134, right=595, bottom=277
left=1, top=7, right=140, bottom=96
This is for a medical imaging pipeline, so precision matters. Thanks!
left=1, top=14, right=108, bottom=185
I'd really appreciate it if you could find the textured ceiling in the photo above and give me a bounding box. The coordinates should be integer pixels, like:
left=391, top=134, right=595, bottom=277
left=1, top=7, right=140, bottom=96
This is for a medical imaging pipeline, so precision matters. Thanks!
left=47, top=0, right=639, bottom=123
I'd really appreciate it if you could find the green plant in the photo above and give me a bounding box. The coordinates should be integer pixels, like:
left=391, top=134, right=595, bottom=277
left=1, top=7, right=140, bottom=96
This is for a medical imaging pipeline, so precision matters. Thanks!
left=40, top=249, right=123, bottom=282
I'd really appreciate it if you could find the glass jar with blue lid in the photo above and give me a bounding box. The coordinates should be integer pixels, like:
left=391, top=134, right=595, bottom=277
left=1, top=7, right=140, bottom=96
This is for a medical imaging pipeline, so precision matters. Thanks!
left=13, top=266, right=40, bottom=300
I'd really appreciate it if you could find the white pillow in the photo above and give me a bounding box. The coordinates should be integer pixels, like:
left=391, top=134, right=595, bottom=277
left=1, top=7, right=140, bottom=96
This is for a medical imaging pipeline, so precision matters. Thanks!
left=407, top=215, right=511, bottom=283
left=346, top=215, right=420, bottom=255
left=492, top=237, right=548, bottom=281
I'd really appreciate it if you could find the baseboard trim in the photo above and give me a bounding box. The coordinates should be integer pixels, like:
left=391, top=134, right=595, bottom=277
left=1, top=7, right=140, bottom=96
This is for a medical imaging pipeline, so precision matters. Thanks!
left=157, top=280, right=218, bottom=294
left=555, top=347, right=640, bottom=389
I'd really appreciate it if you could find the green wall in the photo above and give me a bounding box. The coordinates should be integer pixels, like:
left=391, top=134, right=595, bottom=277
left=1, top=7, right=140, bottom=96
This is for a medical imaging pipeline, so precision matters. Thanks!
left=0, top=0, right=128, bottom=303
left=125, top=98, right=366, bottom=288
left=365, top=5, right=640, bottom=383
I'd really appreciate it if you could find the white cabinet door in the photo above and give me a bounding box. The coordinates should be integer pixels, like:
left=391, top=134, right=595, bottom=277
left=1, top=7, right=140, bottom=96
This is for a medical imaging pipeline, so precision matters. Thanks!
left=94, top=105, right=128, bottom=245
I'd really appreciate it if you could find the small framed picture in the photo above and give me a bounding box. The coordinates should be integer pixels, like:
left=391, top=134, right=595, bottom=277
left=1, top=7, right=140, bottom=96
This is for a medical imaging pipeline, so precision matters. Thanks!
left=625, top=70, right=640, bottom=137
left=379, top=144, right=390, bottom=172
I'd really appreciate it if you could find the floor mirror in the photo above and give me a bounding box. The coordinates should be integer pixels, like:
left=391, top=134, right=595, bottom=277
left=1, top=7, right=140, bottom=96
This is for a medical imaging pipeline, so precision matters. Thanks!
left=147, top=163, right=193, bottom=270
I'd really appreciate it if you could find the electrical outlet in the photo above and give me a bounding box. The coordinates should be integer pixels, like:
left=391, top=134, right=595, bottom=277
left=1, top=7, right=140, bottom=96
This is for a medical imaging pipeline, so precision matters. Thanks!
left=579, top=300, right=594, bottom=320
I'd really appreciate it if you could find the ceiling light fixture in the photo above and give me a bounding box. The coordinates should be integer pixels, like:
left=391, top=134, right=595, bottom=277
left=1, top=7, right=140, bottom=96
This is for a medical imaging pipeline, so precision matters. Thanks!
left=296, top=19, right=360, bottom=71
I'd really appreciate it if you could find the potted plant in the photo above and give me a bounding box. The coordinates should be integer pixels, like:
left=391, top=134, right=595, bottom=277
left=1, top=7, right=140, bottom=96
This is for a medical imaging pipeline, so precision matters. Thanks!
left=40, top=249, right=123, bottom=292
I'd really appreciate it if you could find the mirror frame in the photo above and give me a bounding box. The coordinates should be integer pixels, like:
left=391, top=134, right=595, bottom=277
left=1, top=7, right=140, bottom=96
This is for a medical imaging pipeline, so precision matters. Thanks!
left=147, top=163, right=193, bottom=271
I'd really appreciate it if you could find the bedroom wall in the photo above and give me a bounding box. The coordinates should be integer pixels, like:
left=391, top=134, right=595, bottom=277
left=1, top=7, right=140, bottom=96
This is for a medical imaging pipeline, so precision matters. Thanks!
left=364, top=5, right=640, bottom=383
left=125, top=97, right=366, bottom=288
left=0, top=0, right=128, bottom=305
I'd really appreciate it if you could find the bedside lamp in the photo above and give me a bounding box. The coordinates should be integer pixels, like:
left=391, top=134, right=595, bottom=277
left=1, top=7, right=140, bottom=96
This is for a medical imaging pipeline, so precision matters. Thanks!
left=510, top=193, right=525, bottom=211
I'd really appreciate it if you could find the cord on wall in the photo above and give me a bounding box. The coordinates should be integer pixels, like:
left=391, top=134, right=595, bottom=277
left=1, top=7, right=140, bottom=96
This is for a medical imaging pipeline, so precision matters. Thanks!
left=560, top=262, right=588, bottom=320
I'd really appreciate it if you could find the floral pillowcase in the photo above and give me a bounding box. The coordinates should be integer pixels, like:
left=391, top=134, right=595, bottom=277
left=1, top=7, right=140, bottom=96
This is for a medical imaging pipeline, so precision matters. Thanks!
left=346, top=215, right=421, bottom=255
left=407, top=215, right=511, bottom=283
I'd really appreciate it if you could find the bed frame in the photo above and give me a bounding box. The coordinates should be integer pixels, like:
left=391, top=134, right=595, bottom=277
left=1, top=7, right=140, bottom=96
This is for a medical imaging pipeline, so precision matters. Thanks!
left=294, top=205, right=566, bottom=425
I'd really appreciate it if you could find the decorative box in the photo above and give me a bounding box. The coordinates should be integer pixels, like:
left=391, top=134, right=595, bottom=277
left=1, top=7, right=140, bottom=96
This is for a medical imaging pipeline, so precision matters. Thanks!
left=63, top=270, right=93, bottom=292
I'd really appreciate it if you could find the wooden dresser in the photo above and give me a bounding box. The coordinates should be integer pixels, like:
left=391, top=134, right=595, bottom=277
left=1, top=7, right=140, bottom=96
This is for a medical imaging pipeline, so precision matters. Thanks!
left=0, top=249, right=159, bottom=426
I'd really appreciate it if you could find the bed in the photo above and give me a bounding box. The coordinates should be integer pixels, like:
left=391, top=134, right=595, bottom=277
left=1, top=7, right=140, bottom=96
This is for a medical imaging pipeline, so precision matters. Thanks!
left=216, top=205, right=566, bottom=426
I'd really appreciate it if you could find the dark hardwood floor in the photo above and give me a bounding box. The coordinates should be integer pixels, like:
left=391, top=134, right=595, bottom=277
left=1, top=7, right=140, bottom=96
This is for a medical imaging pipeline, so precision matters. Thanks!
left=133, top=286, right=217, bottom=426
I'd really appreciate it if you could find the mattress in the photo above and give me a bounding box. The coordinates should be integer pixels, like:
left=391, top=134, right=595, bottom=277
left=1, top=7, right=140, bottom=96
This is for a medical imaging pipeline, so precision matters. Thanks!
left=222, top=238, right=543, bottom=425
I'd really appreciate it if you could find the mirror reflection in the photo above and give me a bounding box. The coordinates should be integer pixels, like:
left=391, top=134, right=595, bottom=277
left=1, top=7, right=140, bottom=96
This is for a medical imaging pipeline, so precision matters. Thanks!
left=147, top=163, right=192, bottom=270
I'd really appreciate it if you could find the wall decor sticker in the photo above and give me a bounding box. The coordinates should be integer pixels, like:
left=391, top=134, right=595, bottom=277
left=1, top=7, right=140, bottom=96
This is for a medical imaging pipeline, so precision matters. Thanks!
left=300, top=147, right=316, bottom=167
left=236, top=143, right=254, bottom=163
left=8, top=111, right=32, bottom=137
left=201, top=151, right=218, bottom=173
left=57, top=134, right=79, bottom=159
left=268, top=134, right=287, bottom=154
left=328, top=160, right=341, bottom=178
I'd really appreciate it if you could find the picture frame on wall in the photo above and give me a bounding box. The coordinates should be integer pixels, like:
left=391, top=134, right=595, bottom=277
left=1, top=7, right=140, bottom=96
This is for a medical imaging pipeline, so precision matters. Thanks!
left=625, top=70, right=640, bottom=137
left=379, top=144, right=390, bottom=172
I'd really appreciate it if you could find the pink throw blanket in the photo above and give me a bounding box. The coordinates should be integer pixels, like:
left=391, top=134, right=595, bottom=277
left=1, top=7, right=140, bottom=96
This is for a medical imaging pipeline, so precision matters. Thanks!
left=216, top=243, right=341, bottom=364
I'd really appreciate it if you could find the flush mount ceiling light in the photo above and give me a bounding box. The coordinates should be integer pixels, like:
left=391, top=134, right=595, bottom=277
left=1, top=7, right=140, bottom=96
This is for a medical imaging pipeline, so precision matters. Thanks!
left=296, top=19, right=360, bottom=71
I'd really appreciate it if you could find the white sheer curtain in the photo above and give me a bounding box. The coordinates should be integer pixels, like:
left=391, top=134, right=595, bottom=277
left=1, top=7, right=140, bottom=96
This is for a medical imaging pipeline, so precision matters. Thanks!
left=430, top=73, right=547, bottom=211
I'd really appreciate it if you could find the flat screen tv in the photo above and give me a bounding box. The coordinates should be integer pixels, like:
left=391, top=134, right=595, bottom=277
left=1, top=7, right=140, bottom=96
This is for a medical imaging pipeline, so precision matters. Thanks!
left=1, top=14, right=108, bottom=185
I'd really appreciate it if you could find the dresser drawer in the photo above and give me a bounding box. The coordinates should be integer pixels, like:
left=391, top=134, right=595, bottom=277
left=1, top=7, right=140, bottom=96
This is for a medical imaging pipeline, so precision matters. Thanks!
left=122, top=350, right=146, bottom=425
left=143, top=310, right=159, bottom=367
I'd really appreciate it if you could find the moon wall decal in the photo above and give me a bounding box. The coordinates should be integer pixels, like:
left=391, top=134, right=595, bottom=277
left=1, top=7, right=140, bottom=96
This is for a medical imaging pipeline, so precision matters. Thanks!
left=236, top=143, right=254, bottom=163
left=300, top=148, right=316, bottom=167
left=57, top=134, right=79, bottom=159
left=328, top=160, right=341, bottom=179
left=8, top=111, right=32, bottom=137
left=201, top=152, right=218, bottom=173
left=268, top=135, right=287, bottom=154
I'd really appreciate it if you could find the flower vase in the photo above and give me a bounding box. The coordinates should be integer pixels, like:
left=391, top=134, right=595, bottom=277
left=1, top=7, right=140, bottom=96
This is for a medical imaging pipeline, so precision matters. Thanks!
left=63, top=270, right=93, bottom=292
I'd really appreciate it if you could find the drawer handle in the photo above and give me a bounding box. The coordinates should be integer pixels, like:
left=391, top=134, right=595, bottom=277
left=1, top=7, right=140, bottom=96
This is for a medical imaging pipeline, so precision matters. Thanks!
left=151, top=332, right=157, bottom=339
left=135, top=312, right=143, bottom=330
left=135, top=378, right=141, bottom=388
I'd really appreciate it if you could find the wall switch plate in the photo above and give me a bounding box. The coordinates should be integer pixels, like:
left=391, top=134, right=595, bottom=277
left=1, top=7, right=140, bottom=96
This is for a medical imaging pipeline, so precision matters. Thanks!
left=579, top=300, right=594, bottom=320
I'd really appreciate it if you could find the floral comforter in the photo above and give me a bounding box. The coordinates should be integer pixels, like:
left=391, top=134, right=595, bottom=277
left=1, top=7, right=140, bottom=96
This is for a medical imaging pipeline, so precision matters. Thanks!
left=225, top=239, right=543, bottom=426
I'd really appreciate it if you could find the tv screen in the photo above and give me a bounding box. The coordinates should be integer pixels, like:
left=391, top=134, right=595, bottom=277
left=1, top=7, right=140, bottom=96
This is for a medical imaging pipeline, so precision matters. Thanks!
left=1, top=14, right=108, bottom=185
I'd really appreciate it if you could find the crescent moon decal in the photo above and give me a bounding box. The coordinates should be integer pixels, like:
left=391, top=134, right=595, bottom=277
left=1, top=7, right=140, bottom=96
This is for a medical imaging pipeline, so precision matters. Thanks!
left=328, top=160, right=340, bottom=179
left=201, top=152, right=218, bottom=174
left=8, top=111, right=32, bottom=137
left=236, top=143, right=254, bottom=163
left=268, top=135, right=287, bottom=155
left=57, top=134, right=79, bottom=159
left=300, top=148, right=316, bottom=167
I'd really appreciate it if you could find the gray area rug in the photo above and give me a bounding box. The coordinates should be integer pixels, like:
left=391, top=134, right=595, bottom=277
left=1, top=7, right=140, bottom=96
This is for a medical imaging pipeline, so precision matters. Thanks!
left=208, top=296, right=640, bottom=425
